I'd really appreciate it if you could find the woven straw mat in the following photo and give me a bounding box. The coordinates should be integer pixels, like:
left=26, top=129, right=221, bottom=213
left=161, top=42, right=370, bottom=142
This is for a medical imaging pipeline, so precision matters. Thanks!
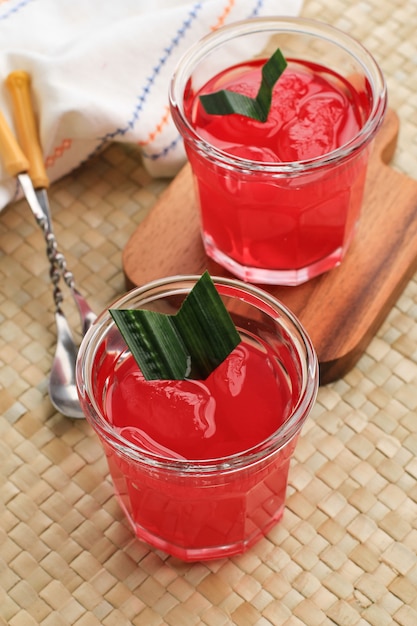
left=2, top=0, right=417, bottom=625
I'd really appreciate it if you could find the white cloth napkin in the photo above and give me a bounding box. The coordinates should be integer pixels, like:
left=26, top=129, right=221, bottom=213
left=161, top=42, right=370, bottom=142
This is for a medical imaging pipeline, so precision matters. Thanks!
left=0, top=0, right=303, bottom=211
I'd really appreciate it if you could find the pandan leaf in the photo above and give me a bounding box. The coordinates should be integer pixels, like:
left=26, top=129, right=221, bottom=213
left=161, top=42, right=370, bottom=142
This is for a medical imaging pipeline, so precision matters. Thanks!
left=199, top=48, right=287, bottom=123
left=110, top=272, right=241, bottom=380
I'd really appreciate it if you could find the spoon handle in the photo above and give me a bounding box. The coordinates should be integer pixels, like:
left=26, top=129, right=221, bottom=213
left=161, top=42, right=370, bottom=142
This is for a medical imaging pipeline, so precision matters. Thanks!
left=6, top=70, right=49, bottom=189
left=43, top=221, right=96, bottom=329
left=0, top=110, right=29, bottom=175
left=4, top=72, right=97, bottom=332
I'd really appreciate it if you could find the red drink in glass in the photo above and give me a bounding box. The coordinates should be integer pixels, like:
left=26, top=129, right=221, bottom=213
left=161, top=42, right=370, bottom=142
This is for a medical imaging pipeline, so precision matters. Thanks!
left=99, top=343, right=296, bottom=556
left=186, top=59, right=368, bottom=277
left=76, top=276, right=318, bottom=561
left=170, top=18, right=387, bottom=285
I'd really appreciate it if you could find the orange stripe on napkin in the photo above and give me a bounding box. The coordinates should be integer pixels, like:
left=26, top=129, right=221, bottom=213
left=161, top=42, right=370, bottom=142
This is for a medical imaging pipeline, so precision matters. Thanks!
left=137, top=106, right=170, bottom=147
left=210, top=0, right=235, bottom=31
left=45, top=138, right=72, bottom=168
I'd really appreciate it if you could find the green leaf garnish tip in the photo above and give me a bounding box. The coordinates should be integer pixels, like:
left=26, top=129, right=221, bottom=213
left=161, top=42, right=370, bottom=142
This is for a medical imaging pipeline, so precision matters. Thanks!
left=199, top=47, right=287, bottom=123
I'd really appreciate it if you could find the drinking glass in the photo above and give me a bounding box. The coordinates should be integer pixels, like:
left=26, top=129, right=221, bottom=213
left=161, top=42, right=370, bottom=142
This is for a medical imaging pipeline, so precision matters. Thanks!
left=76, top=275, right=318, bottom=561
left=169, top=17, right=387, bottom=285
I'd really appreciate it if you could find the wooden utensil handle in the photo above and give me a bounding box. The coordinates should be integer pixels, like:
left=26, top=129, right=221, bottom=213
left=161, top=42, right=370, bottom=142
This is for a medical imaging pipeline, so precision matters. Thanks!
left=0, top=110, right=29, bottom=177
left=6, top=70, right=49, bottom=189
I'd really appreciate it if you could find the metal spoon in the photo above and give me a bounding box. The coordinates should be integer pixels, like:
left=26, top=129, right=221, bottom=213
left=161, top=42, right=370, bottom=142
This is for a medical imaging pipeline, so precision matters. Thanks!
left=4, top=72, right=97, bottom=417
left=41, top=207, right=96, bottom=418
left=0, top=109, right=95, bottom=418
left=5, top=70, right=97, bottom=339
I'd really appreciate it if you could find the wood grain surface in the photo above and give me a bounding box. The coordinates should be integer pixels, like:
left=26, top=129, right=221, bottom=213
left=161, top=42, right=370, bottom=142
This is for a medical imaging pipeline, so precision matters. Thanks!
left=123, top=109, right=417, bottom=384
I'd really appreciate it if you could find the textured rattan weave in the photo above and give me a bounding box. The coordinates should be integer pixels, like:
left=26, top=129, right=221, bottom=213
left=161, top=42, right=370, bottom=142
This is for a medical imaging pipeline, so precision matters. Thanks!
left=2, top=1, right=417, bottom=624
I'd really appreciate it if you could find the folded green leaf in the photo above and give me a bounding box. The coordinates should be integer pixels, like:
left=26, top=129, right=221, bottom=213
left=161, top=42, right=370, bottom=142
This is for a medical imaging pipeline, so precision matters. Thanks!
left=199, top=48, right=287, bottom=123
left=110, top=271, right=241, bottom=380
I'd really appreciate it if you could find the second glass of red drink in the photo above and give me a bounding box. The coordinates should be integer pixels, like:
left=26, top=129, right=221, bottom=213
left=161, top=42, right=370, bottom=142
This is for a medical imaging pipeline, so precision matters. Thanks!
left=76, top=276, right=318, bottom=561
left=169, top=17, right=387, bottom=285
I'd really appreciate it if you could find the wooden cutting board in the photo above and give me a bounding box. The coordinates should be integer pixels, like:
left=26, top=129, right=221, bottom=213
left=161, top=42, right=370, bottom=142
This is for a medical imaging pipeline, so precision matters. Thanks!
left=123, top=109, right=417, bottom=384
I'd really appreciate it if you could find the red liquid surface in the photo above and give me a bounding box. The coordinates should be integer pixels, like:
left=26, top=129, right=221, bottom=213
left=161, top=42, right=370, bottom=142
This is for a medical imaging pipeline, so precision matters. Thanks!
left=183, top=59, right=372, bottom=280
left=93, top=339, right=301, bottom=560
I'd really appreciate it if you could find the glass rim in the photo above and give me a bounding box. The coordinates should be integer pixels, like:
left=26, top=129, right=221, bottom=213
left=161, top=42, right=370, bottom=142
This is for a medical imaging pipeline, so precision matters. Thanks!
left=76, top=274, right=319, bottom=473
left=169, top=16, right=388, bottom=174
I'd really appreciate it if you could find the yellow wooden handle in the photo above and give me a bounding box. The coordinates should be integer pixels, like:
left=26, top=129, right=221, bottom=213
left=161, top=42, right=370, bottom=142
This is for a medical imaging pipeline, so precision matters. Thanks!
left=0, top=109, right=29, bottom=177
left=6, top=70, right=49, bottom=188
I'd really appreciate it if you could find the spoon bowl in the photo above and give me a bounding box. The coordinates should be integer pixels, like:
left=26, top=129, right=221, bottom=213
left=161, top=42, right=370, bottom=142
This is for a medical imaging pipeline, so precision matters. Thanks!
left=48, top=310, right=85, bottom=419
